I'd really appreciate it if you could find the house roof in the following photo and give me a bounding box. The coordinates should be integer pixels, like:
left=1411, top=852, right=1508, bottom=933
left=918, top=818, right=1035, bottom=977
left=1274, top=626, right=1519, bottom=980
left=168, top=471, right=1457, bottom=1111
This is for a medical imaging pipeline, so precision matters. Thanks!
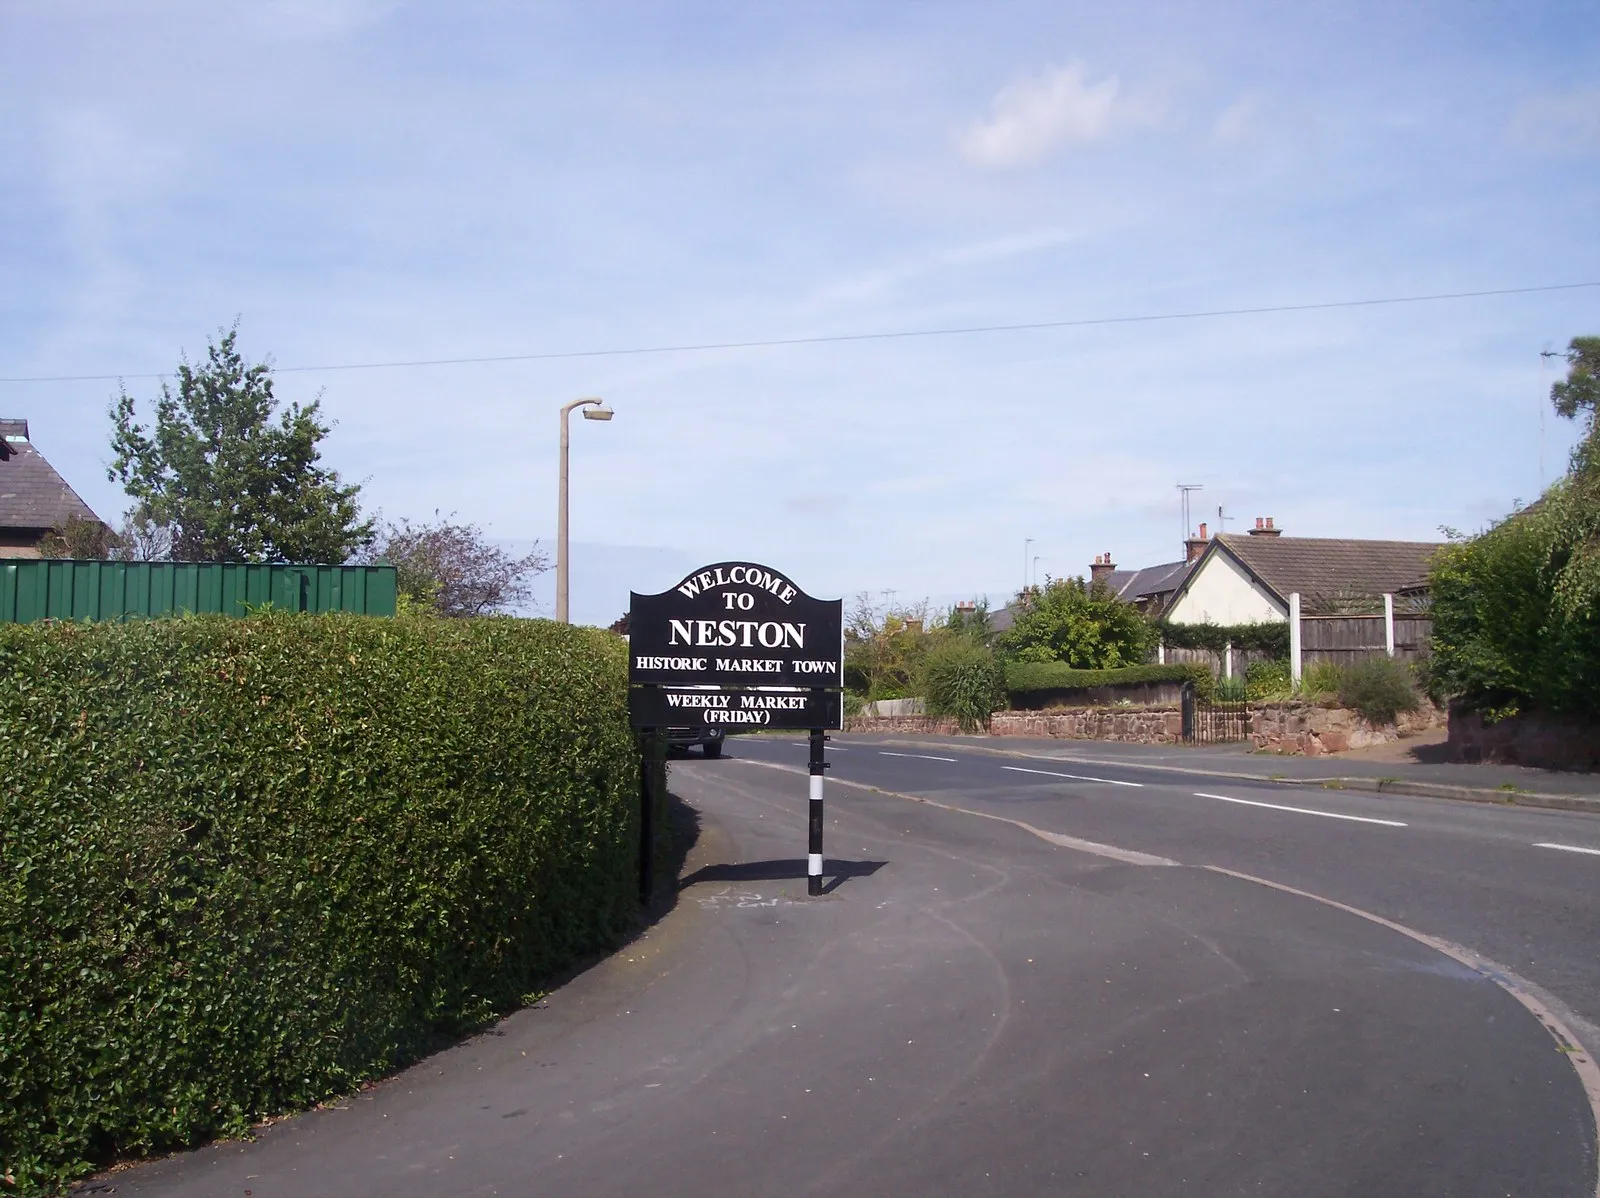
left=1107, top=559, right=1192, bottom=602
left=1202, top=533, right=1442, bottom=605
left=0, top=419, right=104, bottom=531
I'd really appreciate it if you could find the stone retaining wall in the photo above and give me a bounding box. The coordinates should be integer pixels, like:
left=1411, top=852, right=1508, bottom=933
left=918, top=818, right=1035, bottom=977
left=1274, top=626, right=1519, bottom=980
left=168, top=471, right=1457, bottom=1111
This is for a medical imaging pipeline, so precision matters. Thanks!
left=846, top=701, right=1447, bottom=756
left=1447, top=704, right=1600, bottom=772
left=1249, top=702, right=1446, bottom=757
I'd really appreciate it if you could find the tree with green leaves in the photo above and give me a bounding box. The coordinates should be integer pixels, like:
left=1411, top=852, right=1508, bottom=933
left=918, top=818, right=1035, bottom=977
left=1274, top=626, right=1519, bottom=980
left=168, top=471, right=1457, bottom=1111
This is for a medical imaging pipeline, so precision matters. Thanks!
left=109, top=328, right=373, bottom=562
left=368, top=511, right=547, bottom=617
left=997, top=577, right=1154, bottom=667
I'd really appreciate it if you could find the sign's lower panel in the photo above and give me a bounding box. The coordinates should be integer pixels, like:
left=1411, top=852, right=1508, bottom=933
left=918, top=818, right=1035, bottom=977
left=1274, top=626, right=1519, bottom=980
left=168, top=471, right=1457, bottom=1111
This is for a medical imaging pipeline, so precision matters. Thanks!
left=630, top=686, right=842, bottom=731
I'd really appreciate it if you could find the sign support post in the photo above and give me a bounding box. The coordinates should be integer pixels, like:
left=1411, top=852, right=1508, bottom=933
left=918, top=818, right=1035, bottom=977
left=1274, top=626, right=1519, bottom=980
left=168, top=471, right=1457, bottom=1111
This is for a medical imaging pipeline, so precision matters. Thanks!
left=807, top=727, right=828, bottom=896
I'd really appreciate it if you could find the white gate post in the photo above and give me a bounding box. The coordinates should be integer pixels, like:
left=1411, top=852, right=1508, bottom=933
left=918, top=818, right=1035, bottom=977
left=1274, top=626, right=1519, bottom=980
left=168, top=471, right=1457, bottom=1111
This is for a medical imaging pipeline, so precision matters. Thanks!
left=1158, top=640, right=1165, bottom=665
left=1384, top=593, right=1396, bottom=658
left=1224, top=640, right=1233, bottom=680
left=1289, top=592, right=1302, bottom=688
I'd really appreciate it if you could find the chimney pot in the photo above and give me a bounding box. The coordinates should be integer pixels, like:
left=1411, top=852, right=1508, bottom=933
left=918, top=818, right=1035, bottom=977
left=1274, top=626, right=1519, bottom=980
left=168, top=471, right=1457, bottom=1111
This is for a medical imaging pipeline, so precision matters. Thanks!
left=1089, top=552, right=1117, bottom=584
left=1198, top=522, right=1208, bottom=539
left=1266, top=517, right=1274, bottom=529
left=1255, top=517, right=1264, bottom=529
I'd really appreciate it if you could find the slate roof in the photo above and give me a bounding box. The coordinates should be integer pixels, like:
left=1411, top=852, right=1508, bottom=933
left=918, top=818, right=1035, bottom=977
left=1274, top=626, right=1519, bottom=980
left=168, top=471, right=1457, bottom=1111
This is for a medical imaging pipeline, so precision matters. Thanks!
left=0, top=420, right=104, bottom=531
left=1208, top=533, right=1442, bottom=602
left=1105, top=559, right=1192, bottom=603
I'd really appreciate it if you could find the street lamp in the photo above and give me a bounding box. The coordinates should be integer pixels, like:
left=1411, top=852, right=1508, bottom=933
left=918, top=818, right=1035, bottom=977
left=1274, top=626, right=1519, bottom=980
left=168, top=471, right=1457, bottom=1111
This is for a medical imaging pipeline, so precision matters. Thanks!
left=556, top=397, right=613, bottom=623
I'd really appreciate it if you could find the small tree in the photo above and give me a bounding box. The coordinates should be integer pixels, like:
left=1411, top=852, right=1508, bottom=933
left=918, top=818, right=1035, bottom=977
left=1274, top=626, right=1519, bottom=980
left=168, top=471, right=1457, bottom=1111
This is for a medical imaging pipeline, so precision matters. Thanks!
left=371, top=512, right=547, bottom=617
left=37, top=515, right=119, bottom=560
left=997, top=576, right=1154, bottom=667
left=921, top=637, right=1004, bottom=731
left=844, top=593, right=934, bottom=700
left=109, top=326, right=373, bottom=563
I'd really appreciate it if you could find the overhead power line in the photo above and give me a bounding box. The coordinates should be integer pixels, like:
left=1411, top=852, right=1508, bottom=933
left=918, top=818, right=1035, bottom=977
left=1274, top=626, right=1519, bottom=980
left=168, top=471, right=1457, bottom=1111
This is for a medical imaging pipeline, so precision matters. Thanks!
left=2, top=280, right=1596, bottom=384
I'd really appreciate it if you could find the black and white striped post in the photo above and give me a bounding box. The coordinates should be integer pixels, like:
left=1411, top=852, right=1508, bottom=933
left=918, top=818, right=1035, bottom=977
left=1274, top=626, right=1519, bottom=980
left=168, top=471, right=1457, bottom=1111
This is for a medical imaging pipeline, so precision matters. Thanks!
left=807, top=726, right=828, bottom=896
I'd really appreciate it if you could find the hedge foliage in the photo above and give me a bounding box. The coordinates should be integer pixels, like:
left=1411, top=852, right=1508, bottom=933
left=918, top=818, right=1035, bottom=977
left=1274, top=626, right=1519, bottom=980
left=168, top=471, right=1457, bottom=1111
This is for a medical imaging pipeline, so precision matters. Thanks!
left=0, top=614, right=641, bottom=1194
left=1005, top=661, right=1214, bottom=703
left=922, top=638, right=1004, bottom=731
left=1153, top=619, right=1289, bottom=657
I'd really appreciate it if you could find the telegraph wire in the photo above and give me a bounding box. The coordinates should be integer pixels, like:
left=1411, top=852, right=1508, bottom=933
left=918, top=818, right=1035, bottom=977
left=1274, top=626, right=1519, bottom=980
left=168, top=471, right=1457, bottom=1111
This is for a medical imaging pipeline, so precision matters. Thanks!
left=2, top=280, right=1596, bottom=384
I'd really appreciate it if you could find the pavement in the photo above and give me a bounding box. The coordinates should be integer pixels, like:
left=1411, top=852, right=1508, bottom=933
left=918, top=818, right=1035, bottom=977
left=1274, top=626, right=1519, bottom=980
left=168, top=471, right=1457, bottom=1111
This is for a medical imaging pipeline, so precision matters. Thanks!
left=96, top=737, right=1600, bottom=1198
left=842, top=729, right=1600, bottom=810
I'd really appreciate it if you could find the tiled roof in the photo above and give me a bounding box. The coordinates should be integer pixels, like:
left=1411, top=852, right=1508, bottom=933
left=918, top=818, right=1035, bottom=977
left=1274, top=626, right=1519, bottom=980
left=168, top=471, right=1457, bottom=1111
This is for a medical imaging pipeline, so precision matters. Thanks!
left=1213, top=534, right=1442, bottom=602
left=1112, top=559, right=1192, bottom=602
left=0, top=421, right=104, bottom=531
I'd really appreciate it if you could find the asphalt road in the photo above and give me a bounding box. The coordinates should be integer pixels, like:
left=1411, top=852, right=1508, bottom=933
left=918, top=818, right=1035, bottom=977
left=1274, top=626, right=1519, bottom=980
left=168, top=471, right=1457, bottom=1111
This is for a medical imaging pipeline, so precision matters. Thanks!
left=103, top=734, right=1599, bottom=1198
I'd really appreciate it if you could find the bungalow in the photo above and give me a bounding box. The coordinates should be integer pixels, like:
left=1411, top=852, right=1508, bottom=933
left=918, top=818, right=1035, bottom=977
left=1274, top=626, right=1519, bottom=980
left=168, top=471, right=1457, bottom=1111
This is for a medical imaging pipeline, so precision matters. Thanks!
left=1162, top=517, right=1442, bottom=625
left=0, top=419, right=105, bottom=558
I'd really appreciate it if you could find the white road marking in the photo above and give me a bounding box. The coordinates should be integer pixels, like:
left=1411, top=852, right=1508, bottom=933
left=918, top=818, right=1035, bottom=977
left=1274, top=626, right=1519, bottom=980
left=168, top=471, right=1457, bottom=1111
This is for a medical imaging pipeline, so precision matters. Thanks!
left=790, top=742, right=848, bottom=750
left=1193, top=792, right=1407, bottom=827
left=1535, top=842, right=1600, bottom=857
left=879, top=751, right=957, bottom=762
left=1002, top=765, right=1143, bottom=789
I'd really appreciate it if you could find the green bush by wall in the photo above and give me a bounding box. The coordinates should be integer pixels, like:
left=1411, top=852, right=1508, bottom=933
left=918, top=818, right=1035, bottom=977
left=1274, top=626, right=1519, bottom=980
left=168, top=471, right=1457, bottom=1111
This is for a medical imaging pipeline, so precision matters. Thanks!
left=0, top=613, right=640, bottom=1194
left=1005, top=661, right=1214, bottom=704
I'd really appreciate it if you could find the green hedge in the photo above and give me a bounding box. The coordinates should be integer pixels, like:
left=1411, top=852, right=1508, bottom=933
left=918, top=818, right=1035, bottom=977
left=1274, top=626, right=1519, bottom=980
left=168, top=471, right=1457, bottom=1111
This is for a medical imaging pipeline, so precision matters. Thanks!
left=0, top=613, right=641, bottom=1194
left=1005, top=661, right=1214, bottom=703
left=1153, top=620, right=1289, bottom=656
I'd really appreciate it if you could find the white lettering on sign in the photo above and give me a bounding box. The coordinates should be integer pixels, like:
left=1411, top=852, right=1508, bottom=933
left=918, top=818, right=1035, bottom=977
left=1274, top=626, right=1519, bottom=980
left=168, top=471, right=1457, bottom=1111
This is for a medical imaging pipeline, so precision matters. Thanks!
left=713, top=658, right=784, bottom=672
left=704, top=708, right=771, bottom=725
left=664, top=692, right=731, bottom=709
left=739, top=693, right=810, bottom=710
left=667, top=620, right=805, bottom=650
left=790, top=659, right=837, bottom=674
left=676, top=566, right=798, bottom=605
left=634, top=656, right=708, bottom=671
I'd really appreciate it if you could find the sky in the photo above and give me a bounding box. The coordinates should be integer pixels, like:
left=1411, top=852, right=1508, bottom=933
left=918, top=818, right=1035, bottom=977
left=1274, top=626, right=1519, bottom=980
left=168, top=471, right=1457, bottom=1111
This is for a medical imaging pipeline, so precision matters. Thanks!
left=3, top=0, right=1598, bottom=625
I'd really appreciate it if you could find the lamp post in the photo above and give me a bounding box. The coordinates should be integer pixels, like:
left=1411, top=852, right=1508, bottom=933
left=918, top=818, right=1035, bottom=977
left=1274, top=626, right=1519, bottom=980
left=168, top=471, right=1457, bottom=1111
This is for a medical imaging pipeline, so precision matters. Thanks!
left=1023, top=537, right=1033, bottom=593
left=556, top=397, right=613, bottom=623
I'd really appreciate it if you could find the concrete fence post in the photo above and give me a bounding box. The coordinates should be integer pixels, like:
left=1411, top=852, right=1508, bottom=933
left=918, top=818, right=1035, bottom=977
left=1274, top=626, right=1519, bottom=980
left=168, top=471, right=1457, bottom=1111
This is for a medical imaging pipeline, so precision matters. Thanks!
left=1224, top=640, right=1233, bottom=680
left=1157, top=640, right=1165, bottom=665
left=1289, top=592, right=1303, bottom=688
left=1384, top=593, right=1396, bottom=658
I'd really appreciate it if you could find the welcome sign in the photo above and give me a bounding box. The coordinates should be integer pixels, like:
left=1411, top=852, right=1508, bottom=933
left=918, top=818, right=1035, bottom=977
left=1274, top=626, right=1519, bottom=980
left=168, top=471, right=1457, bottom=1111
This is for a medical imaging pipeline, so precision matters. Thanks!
left=628, top=562, right=844, bottom=731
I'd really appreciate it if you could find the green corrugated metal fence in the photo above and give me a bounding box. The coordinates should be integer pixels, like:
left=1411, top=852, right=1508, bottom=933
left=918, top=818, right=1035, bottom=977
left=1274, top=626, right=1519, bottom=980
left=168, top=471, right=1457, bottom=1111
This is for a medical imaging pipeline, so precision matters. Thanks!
left=0, top=560, right=398, bottom=623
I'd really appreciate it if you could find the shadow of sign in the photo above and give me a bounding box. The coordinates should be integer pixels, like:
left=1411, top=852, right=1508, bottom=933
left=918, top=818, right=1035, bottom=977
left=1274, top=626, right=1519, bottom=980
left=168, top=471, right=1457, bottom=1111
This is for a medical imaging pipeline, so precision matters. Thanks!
left=680, top=858, right=887, bottom=896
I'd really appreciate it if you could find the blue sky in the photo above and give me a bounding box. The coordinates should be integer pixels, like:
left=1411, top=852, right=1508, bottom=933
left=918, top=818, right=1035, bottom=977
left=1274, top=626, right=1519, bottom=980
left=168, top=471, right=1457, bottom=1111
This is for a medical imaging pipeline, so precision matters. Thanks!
left=3, top=0, right=1598, bottom=625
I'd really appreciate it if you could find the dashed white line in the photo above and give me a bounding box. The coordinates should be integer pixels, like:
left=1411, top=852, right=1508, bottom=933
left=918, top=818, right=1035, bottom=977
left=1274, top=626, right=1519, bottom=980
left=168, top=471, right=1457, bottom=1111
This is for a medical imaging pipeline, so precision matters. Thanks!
left=879, top=751, right=957, bottom=763
left=1001, top=765, right=1143, bottom=789
left=789, top=742, right=849, bottom=750
left=1535, top=842, right=1600, bottom=857
left=1193, top=792, right=1407, bottom=827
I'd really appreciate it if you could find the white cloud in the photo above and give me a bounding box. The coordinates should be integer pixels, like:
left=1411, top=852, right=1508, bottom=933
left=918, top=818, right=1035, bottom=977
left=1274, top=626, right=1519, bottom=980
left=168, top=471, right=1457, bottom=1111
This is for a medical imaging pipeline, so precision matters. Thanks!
left=1212, top=94, right=1264, bottom=147
left=1508, top=86, right=1600, bottom=155
left=955, top=62, right=1162, bottom=170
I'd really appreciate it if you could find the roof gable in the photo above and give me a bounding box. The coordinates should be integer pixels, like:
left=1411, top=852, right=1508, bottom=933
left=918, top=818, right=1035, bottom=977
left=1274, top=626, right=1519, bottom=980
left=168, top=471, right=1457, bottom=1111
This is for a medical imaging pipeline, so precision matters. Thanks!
left=1173, top=534, right=1443, bottom=610
left=0, top=426, right=103, bottom=531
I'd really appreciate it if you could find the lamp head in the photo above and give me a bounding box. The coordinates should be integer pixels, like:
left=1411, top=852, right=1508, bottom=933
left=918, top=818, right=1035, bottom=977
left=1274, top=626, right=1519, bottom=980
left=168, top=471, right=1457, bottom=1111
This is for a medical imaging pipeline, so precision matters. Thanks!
left=583, top=403, right=614, bottom=421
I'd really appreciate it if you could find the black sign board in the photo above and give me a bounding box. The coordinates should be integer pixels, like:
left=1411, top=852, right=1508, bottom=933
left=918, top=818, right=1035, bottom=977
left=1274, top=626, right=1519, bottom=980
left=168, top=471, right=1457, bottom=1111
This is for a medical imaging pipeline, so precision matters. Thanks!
left=629, top=562, right=843, bottom=731
left=628, top=562, right=844, bottom=691
left=629, top=686, right=842, bottom=730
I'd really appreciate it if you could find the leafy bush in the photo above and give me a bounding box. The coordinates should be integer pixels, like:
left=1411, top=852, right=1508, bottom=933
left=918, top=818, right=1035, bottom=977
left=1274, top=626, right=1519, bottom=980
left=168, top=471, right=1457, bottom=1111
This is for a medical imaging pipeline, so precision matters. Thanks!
left=1154, top=620, right=1290, bottom=657
left=1215, top=676, right=1248, bottom=702
left=1245, top=659, right=1293, bottom=702
left=0, top=613, right=641, bottom=1194
left=1337, top=656, right=1421, bottom=725
left=1006, top=661, right=1213, bottom=704
left=998, top=578, right=1154, bottom=667
left=921, top=637, right=1004, bottom=731
left=1301, top=660, right=1345, bottom=699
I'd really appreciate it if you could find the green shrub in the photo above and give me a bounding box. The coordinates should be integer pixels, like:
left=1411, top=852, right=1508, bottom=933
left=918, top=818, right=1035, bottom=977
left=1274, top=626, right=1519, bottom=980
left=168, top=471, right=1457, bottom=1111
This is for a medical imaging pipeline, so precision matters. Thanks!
left=1337, top=656, right=1421, bottom=725
left=1154, top=620, right=1290, bottom=657
left=922, top=637, right=1004, bottom=731
left=1301, top=660, right=1344, bottom=699
left=0, top=613, right=641, bottom=1194
left=1215, top=676, right=1248, bottom=702
left=1006, top=661, right=1213, bottom=704
left=998, top=578, right=1154, bottom=667
left=1245, top=659, right=1293, bottom=702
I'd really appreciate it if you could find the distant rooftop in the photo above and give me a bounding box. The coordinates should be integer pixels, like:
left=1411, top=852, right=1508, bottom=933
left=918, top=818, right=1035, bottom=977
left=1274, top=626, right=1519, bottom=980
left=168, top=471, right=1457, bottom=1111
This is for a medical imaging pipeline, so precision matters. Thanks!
left=0, top=419, right=104, bottom=531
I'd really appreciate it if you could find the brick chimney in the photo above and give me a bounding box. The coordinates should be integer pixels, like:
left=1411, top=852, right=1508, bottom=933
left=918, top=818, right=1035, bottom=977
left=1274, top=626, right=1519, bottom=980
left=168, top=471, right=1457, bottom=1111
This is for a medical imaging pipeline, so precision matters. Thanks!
left=1184, top=521, right=1210, bottom=563
left=1089, top=552, right=1116, bottom=586
left=1247, top=516, right=1282, bottom=537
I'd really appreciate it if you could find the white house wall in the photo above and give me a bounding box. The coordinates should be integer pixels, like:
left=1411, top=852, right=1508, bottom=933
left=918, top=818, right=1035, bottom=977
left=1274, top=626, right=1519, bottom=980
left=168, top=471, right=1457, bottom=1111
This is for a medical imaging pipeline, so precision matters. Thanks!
left=1166, top=552, right=1285, bottom=625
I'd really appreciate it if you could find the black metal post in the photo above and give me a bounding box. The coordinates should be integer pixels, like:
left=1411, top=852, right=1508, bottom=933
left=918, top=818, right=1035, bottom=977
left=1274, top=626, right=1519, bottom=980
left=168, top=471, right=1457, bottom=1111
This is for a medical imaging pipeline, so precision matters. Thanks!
left=639, top=730, right=655, bottom=903
left=807, top=727, right=827, bottom=896
left=1180, top=682, right=1196, bottom=744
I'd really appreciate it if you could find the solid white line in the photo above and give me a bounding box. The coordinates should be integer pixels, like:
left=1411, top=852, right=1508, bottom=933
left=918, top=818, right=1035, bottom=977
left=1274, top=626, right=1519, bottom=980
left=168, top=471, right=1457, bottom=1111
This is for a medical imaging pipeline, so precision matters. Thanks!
left=1002, top=765, right=1143, bottom=789
left=790, top=742, right=848, bottom=750
left=1194, top=792, right=1407, bottom=827
left=880, top=751, right=957, bottom=763
left=1535, top=842, right=1600, bottom=857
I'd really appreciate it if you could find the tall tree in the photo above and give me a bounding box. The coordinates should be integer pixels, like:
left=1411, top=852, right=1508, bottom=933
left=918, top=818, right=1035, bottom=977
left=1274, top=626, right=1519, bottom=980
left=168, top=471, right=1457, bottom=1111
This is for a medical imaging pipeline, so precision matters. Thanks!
left=109, top=327, right=373, bottom=562
left=996, top=576, right=1154, bottom=667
